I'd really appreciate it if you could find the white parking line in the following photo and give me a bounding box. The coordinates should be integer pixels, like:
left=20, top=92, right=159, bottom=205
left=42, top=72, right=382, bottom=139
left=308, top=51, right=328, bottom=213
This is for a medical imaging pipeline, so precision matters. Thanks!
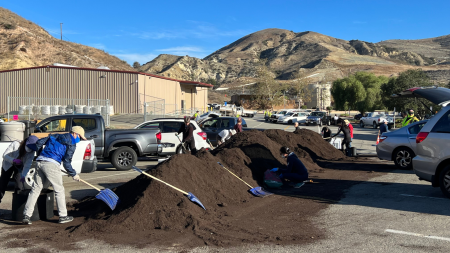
left=252, top=122, right=265, bottom=128
left=385, top=229, right=450, bottom=242
left=400, top=194, right=448, bottom=200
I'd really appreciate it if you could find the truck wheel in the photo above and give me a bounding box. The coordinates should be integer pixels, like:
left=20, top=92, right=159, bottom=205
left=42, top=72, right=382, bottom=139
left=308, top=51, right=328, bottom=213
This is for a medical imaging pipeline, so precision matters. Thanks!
left=360, top=121, right=364, bottom=128
left=288, top=120, right=292, bottom=124
left=305, top=123, right=309, bottom=126
left=111, top=147, right=137, bottom=171
left=439, top=165, right=450, bottom=199
left=373, top=122, right=377, bottom=129
left=250, top=114, right=254, bottom=118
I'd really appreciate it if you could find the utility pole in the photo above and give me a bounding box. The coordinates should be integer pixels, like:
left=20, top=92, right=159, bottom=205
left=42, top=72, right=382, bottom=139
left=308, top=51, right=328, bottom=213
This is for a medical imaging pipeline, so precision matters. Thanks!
left=60, top=23, right=63, bottom=40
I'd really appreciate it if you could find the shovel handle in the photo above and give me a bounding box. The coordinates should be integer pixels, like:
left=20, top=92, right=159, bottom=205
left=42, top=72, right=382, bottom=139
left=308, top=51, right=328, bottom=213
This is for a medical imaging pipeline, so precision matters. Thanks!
left=139, top=170, right=189, bottom=196
left=79, top=178, right=101, bottom=192
left=217, top=162, right=253, bottom=189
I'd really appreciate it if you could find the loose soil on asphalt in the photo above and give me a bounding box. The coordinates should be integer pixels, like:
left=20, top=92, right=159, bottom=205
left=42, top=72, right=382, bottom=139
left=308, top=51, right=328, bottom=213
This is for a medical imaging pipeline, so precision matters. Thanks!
left=4, top=129, right=394, bottom=251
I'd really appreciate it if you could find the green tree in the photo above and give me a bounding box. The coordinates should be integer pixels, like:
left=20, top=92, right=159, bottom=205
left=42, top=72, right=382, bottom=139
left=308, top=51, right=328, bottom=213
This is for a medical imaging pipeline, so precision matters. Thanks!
left=251, top=64, right=287, bottom=110
left=132, top=62, right=140, bottom=68
left=331, top=72, right=387, bottom=114
left=289, top=72, right=313, bottom=108
left=380, top=69, right=433, bottom=116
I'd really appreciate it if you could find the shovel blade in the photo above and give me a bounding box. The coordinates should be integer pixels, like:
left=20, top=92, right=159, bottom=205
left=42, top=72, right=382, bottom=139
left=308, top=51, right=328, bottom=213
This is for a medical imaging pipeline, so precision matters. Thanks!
left=186, top=192, right=206, bottom=210
left=96, top=188, right=119, bottom=211
left=249, top=187, right=273, bottom=197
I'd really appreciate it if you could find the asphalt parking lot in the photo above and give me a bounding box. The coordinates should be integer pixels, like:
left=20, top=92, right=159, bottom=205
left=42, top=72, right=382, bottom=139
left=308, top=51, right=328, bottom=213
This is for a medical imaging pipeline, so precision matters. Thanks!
left=0, top=114, right=449, bottom=252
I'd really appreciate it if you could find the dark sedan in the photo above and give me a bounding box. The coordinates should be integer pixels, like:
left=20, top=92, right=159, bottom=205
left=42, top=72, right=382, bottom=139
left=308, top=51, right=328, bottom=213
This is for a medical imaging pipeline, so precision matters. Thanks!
left=354, top=114, right=363, bottom=120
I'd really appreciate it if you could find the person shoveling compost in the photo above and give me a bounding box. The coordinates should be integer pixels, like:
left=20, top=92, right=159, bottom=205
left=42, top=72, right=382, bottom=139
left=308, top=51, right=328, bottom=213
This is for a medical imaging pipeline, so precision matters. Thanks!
left=270, top=146, right=309, bottom=188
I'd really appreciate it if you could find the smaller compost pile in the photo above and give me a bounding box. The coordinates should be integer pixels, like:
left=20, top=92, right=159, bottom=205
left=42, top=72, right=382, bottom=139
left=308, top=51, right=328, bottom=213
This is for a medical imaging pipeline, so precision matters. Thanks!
left=63, top=129, right=348, bottom=247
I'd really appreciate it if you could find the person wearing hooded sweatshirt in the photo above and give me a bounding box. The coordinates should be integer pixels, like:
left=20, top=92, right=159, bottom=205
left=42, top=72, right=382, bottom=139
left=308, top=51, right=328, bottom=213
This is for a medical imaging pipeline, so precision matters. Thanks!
left=333, top=119, right=352, bottom=153
left=22, top=126, right=86, bottom=225
left=270, top=147, right=308, bottom=188
left=0, top=136, right=39, bottom=204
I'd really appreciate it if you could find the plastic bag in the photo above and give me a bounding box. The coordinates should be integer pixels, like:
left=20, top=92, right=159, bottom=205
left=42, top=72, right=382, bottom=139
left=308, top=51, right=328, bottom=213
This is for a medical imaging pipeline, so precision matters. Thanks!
left=264, top=169, right=283, bottom=188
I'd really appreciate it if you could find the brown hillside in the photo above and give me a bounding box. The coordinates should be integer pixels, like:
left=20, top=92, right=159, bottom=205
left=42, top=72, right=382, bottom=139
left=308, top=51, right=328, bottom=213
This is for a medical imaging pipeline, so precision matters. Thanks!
left=0, top=8, right=133, bottom=71
left=141, top=29, right=450, bottom=85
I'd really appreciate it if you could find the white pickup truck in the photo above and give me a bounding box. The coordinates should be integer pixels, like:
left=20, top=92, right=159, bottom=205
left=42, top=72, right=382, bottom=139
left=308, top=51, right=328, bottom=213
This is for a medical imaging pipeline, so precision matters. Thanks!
left=359, top=112, right=394, bottom=129
left=218, top=105, right=256, bottom=117
left=0, top=139, right=97, bottom=187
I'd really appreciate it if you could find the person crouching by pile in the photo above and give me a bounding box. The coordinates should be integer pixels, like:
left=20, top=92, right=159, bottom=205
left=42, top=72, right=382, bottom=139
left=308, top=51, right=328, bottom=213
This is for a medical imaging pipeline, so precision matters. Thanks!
left=270, top=146, right=308, bottom=188
left=332, top=119, right=352, bottom=154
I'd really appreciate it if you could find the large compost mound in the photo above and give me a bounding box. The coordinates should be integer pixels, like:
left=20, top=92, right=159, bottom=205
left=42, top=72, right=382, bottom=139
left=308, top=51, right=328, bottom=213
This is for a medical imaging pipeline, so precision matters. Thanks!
left=13, top=129, right=355, bottom=249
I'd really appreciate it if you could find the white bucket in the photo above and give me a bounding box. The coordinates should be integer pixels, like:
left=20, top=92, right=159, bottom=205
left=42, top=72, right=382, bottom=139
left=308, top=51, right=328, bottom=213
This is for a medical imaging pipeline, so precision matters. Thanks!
left=0, top=122, right=25, bottom=141
left=91, top=106, right=100, bottom=114
left=41, top=105, right=50, bottom=115
left=66, top=107, right=73, bottom=114
left=75, top=105, right=85, bottom=114
left=59, top=106, right=66, bottom=115
left=51, top=105, right=60, bottom=115
left=19, top=105, right=27, bottom=115
left=83, top=106, right=91, bottom=114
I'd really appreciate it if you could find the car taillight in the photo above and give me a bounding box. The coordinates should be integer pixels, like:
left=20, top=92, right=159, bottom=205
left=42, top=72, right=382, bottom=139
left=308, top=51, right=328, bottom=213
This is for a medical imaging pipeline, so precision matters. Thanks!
left=197, top=132, right=207, bottom=140
left=156, top=132, right=162, bottom=144
left=379, top=136, right=387, bottom=143
left=378, top=118, right=380, bottom=122
left=84, top=143, right=92, bottom=160
left=416, top=132, right=429, bottom=143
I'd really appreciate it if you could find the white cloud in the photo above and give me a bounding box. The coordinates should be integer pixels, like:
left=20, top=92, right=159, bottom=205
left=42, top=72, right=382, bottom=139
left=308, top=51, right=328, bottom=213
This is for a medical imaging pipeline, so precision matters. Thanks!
left=114, top=53, right=158, bottom=65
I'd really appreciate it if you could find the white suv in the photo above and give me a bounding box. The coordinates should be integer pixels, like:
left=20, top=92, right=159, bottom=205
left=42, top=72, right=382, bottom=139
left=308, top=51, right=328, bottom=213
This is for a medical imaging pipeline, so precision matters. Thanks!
left=394, top=86, right=450, bottom=198
left=134, top=118, right=210, bottom=156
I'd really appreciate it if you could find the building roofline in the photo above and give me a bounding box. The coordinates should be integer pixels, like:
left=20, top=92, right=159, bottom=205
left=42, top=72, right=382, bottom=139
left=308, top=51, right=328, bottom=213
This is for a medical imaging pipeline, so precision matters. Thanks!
left=0, top=65, right=213, bottom=88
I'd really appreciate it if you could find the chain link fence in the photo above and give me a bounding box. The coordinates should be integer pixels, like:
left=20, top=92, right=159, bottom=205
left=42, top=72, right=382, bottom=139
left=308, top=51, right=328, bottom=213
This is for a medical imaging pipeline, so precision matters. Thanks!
left=7, top=96, right=111, bottom=127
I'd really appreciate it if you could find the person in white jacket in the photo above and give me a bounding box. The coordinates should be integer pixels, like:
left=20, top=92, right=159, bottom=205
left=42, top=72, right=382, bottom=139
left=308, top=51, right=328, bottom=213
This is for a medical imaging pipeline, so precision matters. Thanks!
left=0, top=136, right=39, bottom=203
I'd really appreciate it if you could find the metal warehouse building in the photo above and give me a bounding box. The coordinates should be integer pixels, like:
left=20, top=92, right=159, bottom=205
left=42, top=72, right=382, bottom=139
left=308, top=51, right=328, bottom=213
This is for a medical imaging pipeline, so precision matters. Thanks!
left=0, top=65, right=212, bottom=115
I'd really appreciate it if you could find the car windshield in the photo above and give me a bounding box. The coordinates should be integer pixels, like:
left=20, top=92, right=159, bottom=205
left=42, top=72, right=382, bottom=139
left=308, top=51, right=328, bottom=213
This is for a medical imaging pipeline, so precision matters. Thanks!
left=200, top=112, right=209, bottom=117
left=279, top=111, right=287, bottom=115
left=310, top=112, right=325, bottom=117
left=285, top=113, right=294, bottom=116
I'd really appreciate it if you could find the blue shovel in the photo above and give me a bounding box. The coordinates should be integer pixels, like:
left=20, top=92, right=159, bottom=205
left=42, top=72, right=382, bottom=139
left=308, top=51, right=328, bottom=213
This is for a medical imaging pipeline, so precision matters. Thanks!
left=132, top=166, right=206, bottom=210
left=79, top=179, right=119, bottom=211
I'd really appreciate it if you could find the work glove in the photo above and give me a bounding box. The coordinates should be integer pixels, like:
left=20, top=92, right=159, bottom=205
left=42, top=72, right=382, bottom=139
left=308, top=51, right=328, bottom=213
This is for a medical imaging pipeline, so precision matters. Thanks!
left=270, top=168, right=279, bottom=172
left=73, top=174, right=81, bottom=182
left=13, top=159, right=22, bottom=166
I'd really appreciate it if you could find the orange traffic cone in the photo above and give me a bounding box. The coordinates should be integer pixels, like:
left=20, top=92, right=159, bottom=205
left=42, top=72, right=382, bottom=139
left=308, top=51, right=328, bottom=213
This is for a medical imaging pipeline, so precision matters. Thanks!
left=376, top=131, right=380, bottom=145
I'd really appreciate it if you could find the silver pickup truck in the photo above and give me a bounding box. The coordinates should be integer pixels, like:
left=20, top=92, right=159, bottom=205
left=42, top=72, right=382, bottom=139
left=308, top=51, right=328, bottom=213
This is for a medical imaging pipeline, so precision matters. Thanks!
left=34, top=114, right=162, bottom=171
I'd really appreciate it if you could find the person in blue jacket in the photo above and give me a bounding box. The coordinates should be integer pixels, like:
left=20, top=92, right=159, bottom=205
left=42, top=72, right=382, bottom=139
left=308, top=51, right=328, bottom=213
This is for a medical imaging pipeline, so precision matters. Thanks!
left=22, top=126, right=86, bottom=225
left=271, top=146, right=308, bottom=188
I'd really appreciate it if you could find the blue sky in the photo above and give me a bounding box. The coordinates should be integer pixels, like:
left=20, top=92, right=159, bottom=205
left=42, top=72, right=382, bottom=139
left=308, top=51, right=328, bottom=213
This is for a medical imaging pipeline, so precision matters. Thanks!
left=2, top=0, right=449, bottom=66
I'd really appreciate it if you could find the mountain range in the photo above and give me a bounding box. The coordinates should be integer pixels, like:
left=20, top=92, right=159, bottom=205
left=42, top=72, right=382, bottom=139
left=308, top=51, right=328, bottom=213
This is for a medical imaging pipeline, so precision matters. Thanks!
left=1, top=7, right=449, bottom=86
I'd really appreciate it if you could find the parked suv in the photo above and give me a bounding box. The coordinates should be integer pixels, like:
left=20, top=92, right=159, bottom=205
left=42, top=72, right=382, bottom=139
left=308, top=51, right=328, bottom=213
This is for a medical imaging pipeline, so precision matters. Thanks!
left=393, top=86, right=450, bottom=198
left=134, top=118, right=210, bottom=156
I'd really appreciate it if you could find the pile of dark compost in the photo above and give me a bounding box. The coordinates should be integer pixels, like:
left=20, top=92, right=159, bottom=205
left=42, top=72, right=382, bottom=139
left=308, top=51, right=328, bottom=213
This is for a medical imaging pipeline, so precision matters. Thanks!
left=6, top=129, right=390, bottom=251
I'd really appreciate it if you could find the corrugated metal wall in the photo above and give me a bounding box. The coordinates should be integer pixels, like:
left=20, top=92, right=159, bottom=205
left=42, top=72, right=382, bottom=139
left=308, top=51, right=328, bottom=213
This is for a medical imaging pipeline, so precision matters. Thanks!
left=0, top=67, right=209, bottom=114
left=0, top=67, right=139, bottom=114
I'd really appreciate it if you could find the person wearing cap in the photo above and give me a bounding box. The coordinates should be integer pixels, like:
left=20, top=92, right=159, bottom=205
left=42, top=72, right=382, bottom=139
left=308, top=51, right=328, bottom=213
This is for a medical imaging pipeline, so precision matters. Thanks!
left=401, top=109, right=419, bottom=127
left=22, top=126, right=86, bottom=225
left=176, top=117, right=196, bottom=155
left=270, top=147, right=308, bottom=188
left=379, top=119, right=389, bottom=134
left=0, top=136, right=39, bottom=205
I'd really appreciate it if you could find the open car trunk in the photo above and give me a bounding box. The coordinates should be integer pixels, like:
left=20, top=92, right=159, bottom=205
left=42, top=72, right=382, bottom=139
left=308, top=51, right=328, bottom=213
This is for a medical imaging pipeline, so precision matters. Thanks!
left=392, top=86, right=450, bottom=107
